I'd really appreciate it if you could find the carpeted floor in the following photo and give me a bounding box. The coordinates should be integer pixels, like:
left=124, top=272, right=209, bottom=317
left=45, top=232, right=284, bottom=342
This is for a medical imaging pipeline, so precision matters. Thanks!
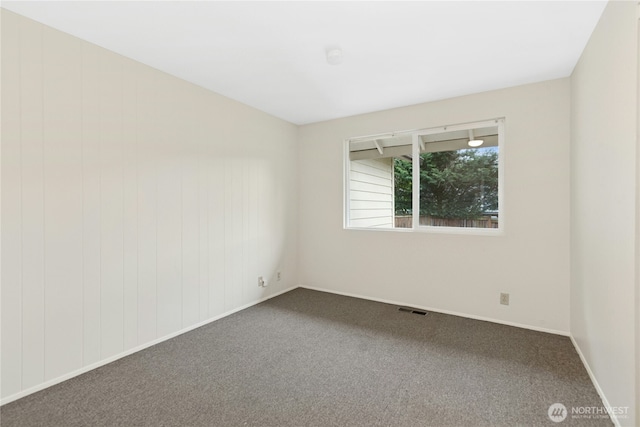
left=0, top=288, right=611, bottom=426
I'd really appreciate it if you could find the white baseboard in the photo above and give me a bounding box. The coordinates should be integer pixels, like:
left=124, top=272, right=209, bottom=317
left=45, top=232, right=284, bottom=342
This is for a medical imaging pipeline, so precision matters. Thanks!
left=1, top=284, right=580, bottom=408
left=0, top=285, right=298, bottom=406
left=570, top=336, right=622, bottom=427
left=299, top=285, right=570, bottom=336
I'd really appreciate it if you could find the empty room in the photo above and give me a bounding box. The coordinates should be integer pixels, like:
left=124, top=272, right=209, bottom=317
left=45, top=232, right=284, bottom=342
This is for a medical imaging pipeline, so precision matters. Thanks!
left=1, top=1, right=638, bottom=426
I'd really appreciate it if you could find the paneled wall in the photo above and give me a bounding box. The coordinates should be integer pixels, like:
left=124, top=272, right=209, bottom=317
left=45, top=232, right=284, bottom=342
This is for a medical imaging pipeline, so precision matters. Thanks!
left=1, top=10, right=298, bottom=401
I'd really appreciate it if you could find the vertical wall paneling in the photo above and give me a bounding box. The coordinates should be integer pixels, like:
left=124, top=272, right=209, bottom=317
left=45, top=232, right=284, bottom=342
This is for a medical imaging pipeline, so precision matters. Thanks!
left=1, top=11, right=23, bottom=397
left=81, top=41, right=103, bottom=366
left=248, top=159, right=258, bottom=301
left=155, top=74, right=182, bottom=337
left=258, top=159, right=274, bottom=289
left=122, top=58, right=139, bottom=351
left=42, top=28, right=84, bottom=380
left=242, top=160, right=249, bottom=301
left=197, top=94, right=209, bottom=321
left=259, top=160, right=268, bottom=294
left=19, top=16, right=45, bottom=389
left=276, top=154, right=286, bottom=282
left=136, top=69, right=158, bottom=344
left=180, top=86, right=200, bottom=328
left=209, top=156, right=226, bottom=317
left=1, top=11, right=298, bottom=401
left=234, top=160, right=244, bottom=308
left=99, top=50, right=125, bottom=359
left=223, top=160, right=234, bottom=311
left=276, top=156, right=285, bottom=278
left=268, top=160, right=277, bottom=281
left=230, top=159, right=244, bottom=309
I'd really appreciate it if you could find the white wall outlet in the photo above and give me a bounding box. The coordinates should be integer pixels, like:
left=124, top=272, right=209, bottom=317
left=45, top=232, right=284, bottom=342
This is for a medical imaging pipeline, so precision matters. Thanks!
left=258, top=276, right=265, bottom=287
left=500, top=292, right=510, bottom=306
left=276, top=271, right=281, bottom=281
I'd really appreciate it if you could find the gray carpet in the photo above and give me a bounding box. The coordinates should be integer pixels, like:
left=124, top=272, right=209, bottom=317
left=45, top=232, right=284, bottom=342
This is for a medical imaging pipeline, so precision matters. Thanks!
left=1, top=288, right=611, bottom=426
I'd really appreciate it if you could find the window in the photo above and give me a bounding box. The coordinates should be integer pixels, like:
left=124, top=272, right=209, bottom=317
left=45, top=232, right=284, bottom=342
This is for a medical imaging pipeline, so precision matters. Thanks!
left=345, top=118, right=503, bottom=233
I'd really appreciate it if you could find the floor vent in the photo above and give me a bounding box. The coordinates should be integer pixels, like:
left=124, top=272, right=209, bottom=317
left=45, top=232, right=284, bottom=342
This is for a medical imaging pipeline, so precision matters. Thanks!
left=398, top=307, right=428, bottom=316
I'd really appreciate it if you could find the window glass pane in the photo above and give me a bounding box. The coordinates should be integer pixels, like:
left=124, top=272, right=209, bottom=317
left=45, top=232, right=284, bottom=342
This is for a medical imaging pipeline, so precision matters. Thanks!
left=346, top=120, right=501, bottom=231
left=418, top=127, right=499, bottom=228
left=393, top=157, right=412, bottom=228
left=348, top=158, right=395, bottom=228
left=348, top=136, right=411, bottom=229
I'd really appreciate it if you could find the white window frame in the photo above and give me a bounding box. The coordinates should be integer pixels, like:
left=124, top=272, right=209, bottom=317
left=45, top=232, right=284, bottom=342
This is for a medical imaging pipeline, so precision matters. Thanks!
left=344, top=118, right=505, bottom=235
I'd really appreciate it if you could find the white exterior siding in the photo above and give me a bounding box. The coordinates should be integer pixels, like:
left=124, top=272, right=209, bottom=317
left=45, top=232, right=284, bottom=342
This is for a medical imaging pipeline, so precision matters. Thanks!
left=349, top=158, right=394, bottom=228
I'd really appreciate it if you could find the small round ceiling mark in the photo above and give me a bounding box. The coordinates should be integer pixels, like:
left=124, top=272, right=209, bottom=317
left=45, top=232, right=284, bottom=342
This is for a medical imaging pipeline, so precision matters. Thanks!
left=326, top=47, right=343, bottom=65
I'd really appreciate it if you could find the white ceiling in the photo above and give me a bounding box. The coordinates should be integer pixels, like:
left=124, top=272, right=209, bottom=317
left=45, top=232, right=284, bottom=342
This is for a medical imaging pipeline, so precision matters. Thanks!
left=2, top=1, right=607, bottom=125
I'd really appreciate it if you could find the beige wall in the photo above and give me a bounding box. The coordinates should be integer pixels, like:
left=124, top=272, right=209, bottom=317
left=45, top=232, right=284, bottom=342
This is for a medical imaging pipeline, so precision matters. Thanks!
left=570, top=2, right=638, bottom=425
left=299, top=78, right=571, bottom=334
left=1, top=10, right=298, bottom=402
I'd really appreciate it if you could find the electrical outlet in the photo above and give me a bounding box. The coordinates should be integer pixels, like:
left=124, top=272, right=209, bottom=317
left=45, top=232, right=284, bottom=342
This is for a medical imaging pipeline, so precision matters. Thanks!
left=500, top=293, right=510, bottom=306
left=277, top=271, right=281, bottom=281
left=258, top=276, right=265, bottom=287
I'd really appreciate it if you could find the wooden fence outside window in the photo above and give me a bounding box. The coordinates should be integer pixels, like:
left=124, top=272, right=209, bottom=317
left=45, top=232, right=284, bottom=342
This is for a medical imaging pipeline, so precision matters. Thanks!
left=394, top=215, right=499, bottom=229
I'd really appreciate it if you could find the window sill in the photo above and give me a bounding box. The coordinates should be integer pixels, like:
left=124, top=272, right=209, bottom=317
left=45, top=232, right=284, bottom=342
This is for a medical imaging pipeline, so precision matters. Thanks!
left=344, top=225, right=504, bottom=236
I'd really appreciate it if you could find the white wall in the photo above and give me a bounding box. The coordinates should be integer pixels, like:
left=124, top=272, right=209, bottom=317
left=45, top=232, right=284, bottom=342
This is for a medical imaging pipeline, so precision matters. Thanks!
left=570, top=2, right=638, bottom=425
left=298, top=78, right=571, bottom=333
left=0, top=10, right=298, bottom=402
left=348, top=158, right=394, bottom=228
